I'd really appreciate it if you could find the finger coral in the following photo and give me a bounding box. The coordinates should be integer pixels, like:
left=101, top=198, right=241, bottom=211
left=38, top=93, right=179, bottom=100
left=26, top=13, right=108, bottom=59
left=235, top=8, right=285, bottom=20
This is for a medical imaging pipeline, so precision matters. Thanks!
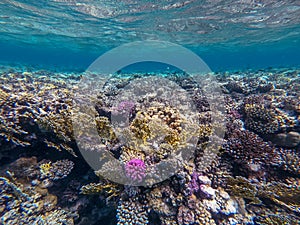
left=116, top=197, right=148, bottom=225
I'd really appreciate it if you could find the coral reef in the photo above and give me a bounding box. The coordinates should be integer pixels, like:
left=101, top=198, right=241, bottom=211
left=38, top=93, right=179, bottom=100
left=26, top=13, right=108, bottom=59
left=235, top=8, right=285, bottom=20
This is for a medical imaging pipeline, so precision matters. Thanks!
left=271, top=148, right=300, bottom=175
left=80, top=180, right=122, bottom=201
left=255, top=214, right=299, bottom=225
left=0, top=71, right=78, bottom=156
left=40, top=159, right=74, bottom=181
left=242, top=95, right=296, bottom=135
left=0, top=157, right=77, bottom=225
left=0, top=67, right=299, bottom=224
left=222, top=129, right=276, bottom=176
left=243, top=100, right=280, bottom=134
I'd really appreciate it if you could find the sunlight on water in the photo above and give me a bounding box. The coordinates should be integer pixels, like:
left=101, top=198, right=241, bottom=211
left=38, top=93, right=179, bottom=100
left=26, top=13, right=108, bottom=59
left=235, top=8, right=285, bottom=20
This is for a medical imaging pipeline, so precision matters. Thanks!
left=1, top=0, right=299, bottom=48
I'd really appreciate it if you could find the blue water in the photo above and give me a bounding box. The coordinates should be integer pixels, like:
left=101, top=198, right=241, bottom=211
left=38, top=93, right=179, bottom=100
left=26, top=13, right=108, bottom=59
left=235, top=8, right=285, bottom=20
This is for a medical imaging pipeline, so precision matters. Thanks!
left=0, top=0, right=300, bottom=71
left=1, top=2, right=300, bottom=224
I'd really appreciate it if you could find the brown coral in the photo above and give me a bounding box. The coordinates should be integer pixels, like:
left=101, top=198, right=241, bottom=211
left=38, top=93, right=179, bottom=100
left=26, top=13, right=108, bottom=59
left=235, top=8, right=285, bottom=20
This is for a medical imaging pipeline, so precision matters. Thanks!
left=0, top=71, right=78, bottom=156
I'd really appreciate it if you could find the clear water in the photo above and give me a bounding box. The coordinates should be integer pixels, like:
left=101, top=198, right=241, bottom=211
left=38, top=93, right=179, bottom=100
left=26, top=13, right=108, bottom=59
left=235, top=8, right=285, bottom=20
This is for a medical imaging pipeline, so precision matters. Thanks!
left=0, top=0, right=300, bottom=71
left=1, top=2, right=300, bottom=224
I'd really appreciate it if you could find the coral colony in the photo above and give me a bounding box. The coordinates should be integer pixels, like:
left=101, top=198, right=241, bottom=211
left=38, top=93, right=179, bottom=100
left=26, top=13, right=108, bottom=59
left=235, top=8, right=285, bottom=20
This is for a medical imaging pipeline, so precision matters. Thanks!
left=0, top=68, right=299, bottom=224
left=125, top=159, right=147, bottom=183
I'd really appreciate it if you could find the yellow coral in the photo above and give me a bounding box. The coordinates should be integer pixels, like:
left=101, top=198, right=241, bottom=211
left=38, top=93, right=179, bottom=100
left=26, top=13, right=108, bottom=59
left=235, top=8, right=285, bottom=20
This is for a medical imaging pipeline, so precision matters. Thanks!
left=130, top=112, right=151, bottom=142
left=226, top=176, right=261, bottom=205
left=164, top=130, right=180, bottom=147
left=40, top=162, right=52, bottom=176
left=95, top=116, right=117, bottom=141
left=259, top=182, right=300, bottom=214
left=198, top=124, right=213, bottom=139
left=80, top=182, right=122, bottom=200
left=120, top=146, right=145, bottom=163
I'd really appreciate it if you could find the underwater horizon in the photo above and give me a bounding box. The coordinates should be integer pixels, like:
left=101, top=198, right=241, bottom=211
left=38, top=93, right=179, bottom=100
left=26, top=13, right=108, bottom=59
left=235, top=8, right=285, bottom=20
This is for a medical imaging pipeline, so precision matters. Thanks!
left=0, top=1, right=300, bottom=225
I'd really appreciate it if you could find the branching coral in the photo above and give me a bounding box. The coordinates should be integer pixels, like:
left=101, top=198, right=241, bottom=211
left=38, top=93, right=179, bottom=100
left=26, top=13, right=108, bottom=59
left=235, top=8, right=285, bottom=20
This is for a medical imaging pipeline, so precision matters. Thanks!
left=80, top=179, right=122, bottom=201
left=130, top=112, right=152, bottom=142
left=258, top=182, right=300, bottom=214
left=226, top=175, right=300, bottom=218
left=223, top=130, right=275, bottom=172
left=271, top=148, right=300, bottom=175
left=255, top=214, right=299, bottom=225
left=225, top=176, right=261, bottom=205
left=0, top=71, right=78, bottom=156
left=95, top=116, right=118, bottom=142
left=129, top=105, right=183, bottom=147
left=124, top=159, right=146, bottom=183
left=243, top=103, right=279, bottom=134
left=242, top=95, right=296, bottom=134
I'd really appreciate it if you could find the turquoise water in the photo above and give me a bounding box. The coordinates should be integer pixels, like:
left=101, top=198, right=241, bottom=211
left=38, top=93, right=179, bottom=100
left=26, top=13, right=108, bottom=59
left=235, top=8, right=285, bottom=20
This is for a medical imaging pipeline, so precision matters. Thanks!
left=0, top=0, right=299, bottom=71
left=1, top=2, right=300, bottom=225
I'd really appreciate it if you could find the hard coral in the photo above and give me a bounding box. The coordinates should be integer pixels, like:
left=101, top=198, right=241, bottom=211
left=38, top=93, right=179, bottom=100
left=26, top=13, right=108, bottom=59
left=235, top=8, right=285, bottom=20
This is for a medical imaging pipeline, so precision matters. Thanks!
left=40, top=159, right=74, bottom=180
left=259, top=182, right=300, bottom=214
left=0, top=157, right=76, bottom=225
left=255, top=214, right=299, bottom=225
left=125, top=158, right=146, bottom=183
left=223, top=129, right=275, bottom=173
left=0, top=71, right=78, bottom=156
left=243, top=102, right=279, bottom=134
left=116, top=197, right=148, bottom=225
left=80, top=180, right=122, bottom=201
left=242, top=95, right=296, bottom=135
left=271, top=148, right=300, bottom=175
left=225, top=176, right=261, bottom=205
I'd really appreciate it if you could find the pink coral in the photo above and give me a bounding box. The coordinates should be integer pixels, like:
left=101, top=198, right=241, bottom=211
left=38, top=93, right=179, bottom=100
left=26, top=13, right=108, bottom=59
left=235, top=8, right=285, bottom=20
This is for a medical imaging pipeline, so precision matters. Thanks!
left=125, top=159, right=146, bottom=183
left=117, top=101, right=135, bottom=114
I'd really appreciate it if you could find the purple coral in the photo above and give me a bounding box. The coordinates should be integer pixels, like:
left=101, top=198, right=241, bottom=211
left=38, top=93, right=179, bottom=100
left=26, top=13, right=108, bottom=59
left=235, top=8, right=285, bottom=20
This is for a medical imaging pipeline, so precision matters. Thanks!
left=188, top=172, right=213, bottom=197
left=189, top=172, right=200, bottom=193
left=125, top=159, right=146, bottom=183
left=116, top=101, right=135, bottom=114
